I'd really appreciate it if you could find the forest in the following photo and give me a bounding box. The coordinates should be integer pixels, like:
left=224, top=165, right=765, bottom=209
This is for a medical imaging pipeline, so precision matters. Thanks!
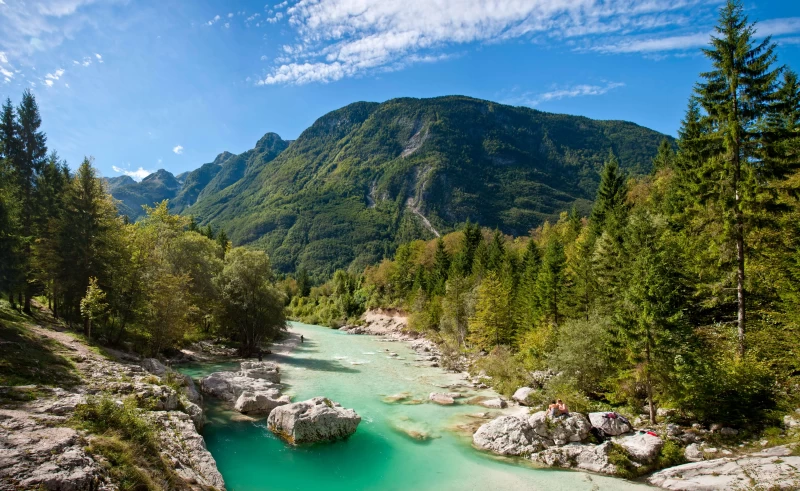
left=288, top=2, right=800, bottom=428
left=0, top=93, right=286, bottom=356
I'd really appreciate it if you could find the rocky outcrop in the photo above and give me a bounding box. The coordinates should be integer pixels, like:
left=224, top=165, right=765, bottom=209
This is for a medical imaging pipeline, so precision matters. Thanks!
left=531, top=441, right=617, bottom=474
left=684, top=443, right=704, bottom=462
left=648, top=446, right=800, bottom=490
left=528, top=411, right=592, bottom=446
left=0, top=408, right=111, bottom=491
left=149, top=411, right=225, bottom=490
left=472, top=415, right=544, bottom=456
left=267, top=397, right=361, bottom=445
left=615, top=433, right=663, bottom=463
left=141, top=358, right=168, bottom=376
left=588, top=412, right=632, bottom=436
left=200, top=361, right=289, bottom=415
left=478, top=398, right=508, bottom=409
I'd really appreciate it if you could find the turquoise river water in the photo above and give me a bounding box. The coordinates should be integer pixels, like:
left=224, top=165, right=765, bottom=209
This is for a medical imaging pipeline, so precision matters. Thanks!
left=179, top=322, right=651, bottom=491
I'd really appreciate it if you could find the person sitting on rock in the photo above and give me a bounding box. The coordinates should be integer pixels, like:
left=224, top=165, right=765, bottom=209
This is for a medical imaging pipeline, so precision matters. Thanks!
left=548, top=400, right=559, bottom=418
left=553, top=399, right=569, bottom=417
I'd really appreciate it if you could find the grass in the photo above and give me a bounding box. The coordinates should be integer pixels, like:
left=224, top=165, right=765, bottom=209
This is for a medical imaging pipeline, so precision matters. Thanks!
left=0, top=299, right=80, bottom=389
left=72, top=396, right=190, bottom=491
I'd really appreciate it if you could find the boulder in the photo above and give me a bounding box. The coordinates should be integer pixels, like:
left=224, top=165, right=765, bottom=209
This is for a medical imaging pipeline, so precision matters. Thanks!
left=512, top=387, right=534, bottom=406
left=528, top=411, right=591, bottom=446
left=614, top=433, right=663, bottom=463
left=783, top=409, right=800, bottom=429
left=648, top=453, right=800, bottom=490
left=472, top=415, right=544, bottom=456
left=182, top=400, right=205, bottom=430
left=239, top=361, right=281, bottom=383
left=531, top=441, right=617, bottom=475
left=429, top=393, right=455, bottom=405
left=267, top=397, right=361, bottom=445
left=200, top=370, right=279, bottom=402
left=234, top=389, right=291, bottom=414
left=135, top=384, right=179, bottom=411
left=685, top=443, right=704, bottom=462
left=479, top=398, right=507, bottom=409
left=182, top=376, right=202, bottom=405
left=141, top=358, right=167, bottom=376
left=588, top=412, right=632, bottom=436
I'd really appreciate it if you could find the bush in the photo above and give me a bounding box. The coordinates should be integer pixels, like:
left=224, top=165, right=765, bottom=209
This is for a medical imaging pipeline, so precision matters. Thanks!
left=546, top=315, right=613, bottom=395
left=656, top=440, right=686, bottom=469
left=472, top=346, right=528, bottom=397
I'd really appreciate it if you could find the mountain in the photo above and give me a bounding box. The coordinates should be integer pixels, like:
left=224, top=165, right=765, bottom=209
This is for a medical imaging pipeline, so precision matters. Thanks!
left=105, top=169, right=182, bottom=219
left=107, top=95, right=669, bottom=277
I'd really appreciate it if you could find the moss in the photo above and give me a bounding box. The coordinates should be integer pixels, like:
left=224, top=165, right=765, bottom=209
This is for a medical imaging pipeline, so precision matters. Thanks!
left=607, top=442, right=640, bottom=480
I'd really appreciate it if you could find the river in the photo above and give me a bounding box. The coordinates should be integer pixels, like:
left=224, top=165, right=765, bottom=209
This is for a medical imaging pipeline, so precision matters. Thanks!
left=178, top=321, right=651, bottom=491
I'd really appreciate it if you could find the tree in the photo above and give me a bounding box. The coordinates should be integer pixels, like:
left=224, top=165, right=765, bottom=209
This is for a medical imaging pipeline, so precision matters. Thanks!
left=613, top=211, right=689, bottom=423
left=590, top=151, right=628, bottom=238
left=468, top=272, right=513, bottom=350
left=487, top=229, right=505, bottom=272
left=431, top=237, right=450, bottom=295
left=439, top=275, right=472, bottom=351
left=652, top=138, right=676, bottom=171
left=535, top=239, right=566, bottom=327
left=13, top=90, right=48, bottom=313
left=215, top=248, right=286, bottom=356
left=296, top=267, right=312, bottom=297
left=216, top=229, right=230, bottom=260
left=80, top=277, right=108, bottom=340
left=695, top=0, right=782, bottom=356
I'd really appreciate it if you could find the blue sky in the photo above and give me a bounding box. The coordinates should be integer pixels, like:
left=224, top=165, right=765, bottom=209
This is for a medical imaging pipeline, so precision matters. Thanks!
left=1, top=0, right=799, bottom=180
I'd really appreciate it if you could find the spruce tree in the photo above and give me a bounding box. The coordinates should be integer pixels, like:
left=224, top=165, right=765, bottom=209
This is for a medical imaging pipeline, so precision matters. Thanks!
left=487, top=229, right=505, bottom=272
left=535, top=239, right=566, bottom=327
left=590, top=151, right=627, bottom=237
left=652, top=138, right=676, bottom=171
left=468, top=272, right=512, bottom=350
left=695, top=0, right=782, bottom=355
left=431, top=237, right=450, bottom=295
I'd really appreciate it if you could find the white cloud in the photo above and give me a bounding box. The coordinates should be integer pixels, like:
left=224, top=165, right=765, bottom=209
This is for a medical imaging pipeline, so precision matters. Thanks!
left=95, top=53, right=103, bottom=63
left=228, top=12, right=234, bottom=18
left=0, top=52, right=7, bottom=64
left=44, top=79, right=54, bottom=87
left=507, top=81, right=626, bottom=107
left=224, top=22, right=230, bottom=29
left=259, top=0, right=800, bottom=85
left=207, top=14, right=221, bottom=26
left=0, top=67, right=12, bottom=79
left=112, top=166, right=152, bottom=181
left=260, top=55, right=268, bottom=61
left=172, top=145, right=184, bottom=155
left=247, top=13, right=260, bottom=22
left=274, top=1, right=288, bottom=9
left=45, top=67, right=65, bottom=79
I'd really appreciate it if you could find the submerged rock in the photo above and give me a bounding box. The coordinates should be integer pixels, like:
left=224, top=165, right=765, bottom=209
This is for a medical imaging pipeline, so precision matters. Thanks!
left=267, top=397, right=361, bottom=445
left=389, top=415, right=438, bottom=441
left=429, top=393, right=455, bottom=405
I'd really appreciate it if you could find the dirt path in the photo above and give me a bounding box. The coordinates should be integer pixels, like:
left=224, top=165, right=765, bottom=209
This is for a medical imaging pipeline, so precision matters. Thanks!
left=27, top=323, right=101, bottom=363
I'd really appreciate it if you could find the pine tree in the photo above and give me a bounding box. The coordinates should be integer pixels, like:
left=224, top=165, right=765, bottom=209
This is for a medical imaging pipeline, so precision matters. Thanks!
left=590, top=151, right=628, bottom=237
left=216, top=229, right=230, bottom=260
left=487, top=229, right=505, bottom=272
left=468, top=272, right=513, bottom=350
left=652, top=138, right=676, bottom=171
left=515, top=239, right=542, bottom=333
left=695, top=0, right=782, bottom=356
left=535, top=239, right=566, bottom=327
left=14, top=90, right=48, bottom=313
left=431, top=237, right=450, bottom=295
left=453, top=221, right=481, bottom=276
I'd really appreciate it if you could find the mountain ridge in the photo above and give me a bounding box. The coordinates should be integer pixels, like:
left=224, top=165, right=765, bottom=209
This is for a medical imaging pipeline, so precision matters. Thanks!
left=106, top=95, right=670, bottom=277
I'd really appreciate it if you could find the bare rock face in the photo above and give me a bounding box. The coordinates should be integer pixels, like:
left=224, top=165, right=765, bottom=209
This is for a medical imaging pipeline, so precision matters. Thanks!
left=528, top=411, right=592, bottom=446
left=267, top=397, right=361, bottom=445
left=648, top=448, right=800, bottom=490
left=238, top=361, right=281, bottom=383
left=531, top=441, right=617, bottom=475
left=684, top=443, right=704, bottom=462
left=472, top=416, right=545, bottom=456
left=479, top=398, right=508, bottom=409
left=149, top=411, right=225, bottom=490
left=0, top=408, right=110, bottom=491
left=588, top=412, right=632, bottom=436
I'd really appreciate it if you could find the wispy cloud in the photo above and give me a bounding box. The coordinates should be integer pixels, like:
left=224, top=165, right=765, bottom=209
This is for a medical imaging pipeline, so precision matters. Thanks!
left=258, top=1, right=800, bottom=86
left=113, top=166, right=152, bottom=181
left=207, top=14, right=221, bottom=26
left=506, top=82, right=626, bottom=107
left=172, top=145, right=184, bottom=155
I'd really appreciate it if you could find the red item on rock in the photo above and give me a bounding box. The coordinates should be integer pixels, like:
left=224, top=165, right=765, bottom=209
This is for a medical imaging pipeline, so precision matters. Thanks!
left=646, top=431, right=658, bottom=437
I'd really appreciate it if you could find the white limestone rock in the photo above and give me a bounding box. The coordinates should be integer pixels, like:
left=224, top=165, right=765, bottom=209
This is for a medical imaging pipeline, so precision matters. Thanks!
left=614, top=433, right=663, bottom=463
left=588, top=412, right=632, bottom=436
left=531, top=441, right=617, bottom=475
left=267, top=397, right=361, bottom=445
left=648, top=453, right=800, bottom=490
left=141, top=358, right=167, bottom=376
left=512, top=387, right=534, bottom=406
left=429, top=393, right=455, bottom=405
left=234, top=389, right=291, bottom=414
left=528, top=411, right=592, bottom=446
left=472, top=416, right=545, bottom=456
left=685, top=443, right=704, bottom=462
left=239, top=361, right=281, bottom=384
left=479, top=398, right=507, bottom=409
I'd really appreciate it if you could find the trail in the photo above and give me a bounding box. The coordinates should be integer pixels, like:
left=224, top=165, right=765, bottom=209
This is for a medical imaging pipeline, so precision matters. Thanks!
left=406, top=198, right=440, bottom=237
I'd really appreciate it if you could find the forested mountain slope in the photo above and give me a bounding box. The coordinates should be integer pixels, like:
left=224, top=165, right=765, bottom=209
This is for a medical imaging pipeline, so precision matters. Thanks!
left=107, top=96, right=668, bottom=276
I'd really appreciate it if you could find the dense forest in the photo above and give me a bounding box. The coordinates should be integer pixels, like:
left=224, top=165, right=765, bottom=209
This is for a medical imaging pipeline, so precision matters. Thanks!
left=288, top=2, right=800, bottom=428
left=0, top=94, right=286, bottom=356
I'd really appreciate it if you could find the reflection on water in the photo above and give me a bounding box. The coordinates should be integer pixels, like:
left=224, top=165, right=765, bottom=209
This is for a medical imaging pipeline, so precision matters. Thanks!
left=178, top=322, right=650, bottom=491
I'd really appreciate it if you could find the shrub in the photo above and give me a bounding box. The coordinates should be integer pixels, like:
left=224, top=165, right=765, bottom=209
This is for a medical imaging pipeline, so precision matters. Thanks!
left=472, top=345, right=527, bottom=397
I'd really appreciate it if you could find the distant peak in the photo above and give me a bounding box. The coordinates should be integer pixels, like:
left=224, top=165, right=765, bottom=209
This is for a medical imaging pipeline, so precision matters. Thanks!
left=255, top=132, right=288, bottom=154
left=213, top=151, right=234, bottom=165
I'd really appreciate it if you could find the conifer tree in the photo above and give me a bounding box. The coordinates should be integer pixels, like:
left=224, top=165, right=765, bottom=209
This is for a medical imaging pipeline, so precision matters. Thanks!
left=487, top=229, right=505, bottom=272
left=216, top=229, right=230, bottom=260
left=431, top=237, right=450, bottom=295
left=695, top=0, right=782, bottom=355
left=652, top=138, right=676, bottom=171
left=469, top=272, right=512, bottom=350
left=535, top=239, right=566, bottom=327
left=590, top=151, right=627, bottom=238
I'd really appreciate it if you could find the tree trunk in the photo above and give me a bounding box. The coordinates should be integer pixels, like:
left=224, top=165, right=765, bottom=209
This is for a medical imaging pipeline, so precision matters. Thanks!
left=736, top=220, right=746, bottom=357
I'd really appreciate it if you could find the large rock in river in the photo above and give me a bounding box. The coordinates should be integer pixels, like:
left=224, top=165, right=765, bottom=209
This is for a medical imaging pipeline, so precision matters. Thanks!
left=267, top=397, right=361, bottom=445
left=234, top=389, right=291, bottom=414
left=472, top=415, right=545, bottom=456
left=528, top=411, right=591, bottom=446
left=531, top=441, right=617, bottom=475
left=239, top=361, right=281, bottom=383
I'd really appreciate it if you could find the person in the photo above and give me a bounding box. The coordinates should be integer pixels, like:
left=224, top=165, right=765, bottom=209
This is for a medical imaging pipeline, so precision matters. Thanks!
left=258, top=350, right=263, bottom=362
left=548, top=400, right=558, bottom=418
left=300, top=334, right=304, bottom=343
left=556, top=399, right=569, bottom=416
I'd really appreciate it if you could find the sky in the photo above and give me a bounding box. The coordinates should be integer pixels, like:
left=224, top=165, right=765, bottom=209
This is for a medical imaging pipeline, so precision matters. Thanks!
left=1, top=0, right=799, bottom=181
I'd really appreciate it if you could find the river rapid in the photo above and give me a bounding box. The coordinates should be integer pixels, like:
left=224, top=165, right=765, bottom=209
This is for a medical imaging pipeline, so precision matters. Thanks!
left=179, top=321, right=652, bottom=491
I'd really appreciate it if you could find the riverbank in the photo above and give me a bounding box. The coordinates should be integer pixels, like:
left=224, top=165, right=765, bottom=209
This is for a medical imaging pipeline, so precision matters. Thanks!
left=0, top=304, right=225, bottom=490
